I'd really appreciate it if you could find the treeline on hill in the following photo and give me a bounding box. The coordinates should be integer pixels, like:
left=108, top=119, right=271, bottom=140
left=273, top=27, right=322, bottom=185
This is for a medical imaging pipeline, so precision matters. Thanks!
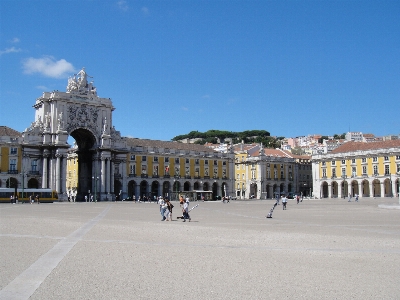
left=172, top=130, right=285, bottom=148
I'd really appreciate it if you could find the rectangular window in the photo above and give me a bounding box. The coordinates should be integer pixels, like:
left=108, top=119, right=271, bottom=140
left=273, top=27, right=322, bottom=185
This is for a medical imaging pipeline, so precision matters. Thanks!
left=362, top=158, right=366, bottom=163
left=384, top=156, right=389, bottom=161
left=10, top=159, right=16, bottom=171
left=322, top=169, right=326, bottom=178
left=195, top=167, right=199, bottom=177
left=237, top=174, right=239, bottom=179
left=352, top=167, right=356, bottom=177
left=142, top=156, right=147, bottom=162
left=153, top=156, right=158, bottom=162
left=175, top=158, right=179, bottom=164
left=195, top=159, right=199, bottom=165
left=352, top=159, right=356, bottom=163
left=236, top=165, right=239, bottom=170
left=165, top=157, right=169, bottom=163
left=362, top=166, right=367, bottom=174
left=141, top=165, right=147, bottom=174
left=204, top=167, right=209, bottom=176
left=373, top=157, right=377, bottom=162
left=214, top=160, right=217, bottom=166
left=130, top=165, right=135, bottom=174
left=342, top=160, right=345, bottom=164
left=165, top=165, right=170, bottom=175
left=130, top=155, right=136, bottom=160
left=373, top=165, right=378, bottom=175
left=332, top=168, right=336, bottom=177
left=186, top=158, right=190, bottom=164
left=205, top=160, right=208, bottom=165
left=396, top=156, right=400, bottom=160
left=223, top=161, right=226, bottom=166
left=331, top=161, right=336, bottom=166
left=31, top=160, right=37, bottom=171
left=10, top=148, right=17, bottom=155
left=342, top=168, right=346, bottom=176
left=385, top=165, right=389, bottom=175
left=397, top=164, right=400, bottom=173
left=322, top=162, right=326, bottom=166
left=153, top=165, right=159, bottom=176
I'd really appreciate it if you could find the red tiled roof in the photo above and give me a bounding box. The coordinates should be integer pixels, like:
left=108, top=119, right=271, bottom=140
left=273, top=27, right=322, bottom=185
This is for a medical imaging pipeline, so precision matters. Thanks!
left=331, top=140, right=400, bottom=154
left=0, top=126, right=21, bottom=137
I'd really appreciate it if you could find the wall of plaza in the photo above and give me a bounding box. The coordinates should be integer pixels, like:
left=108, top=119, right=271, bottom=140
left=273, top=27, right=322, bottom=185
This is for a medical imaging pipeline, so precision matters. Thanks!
left=312, top=141, right=400, bottom=198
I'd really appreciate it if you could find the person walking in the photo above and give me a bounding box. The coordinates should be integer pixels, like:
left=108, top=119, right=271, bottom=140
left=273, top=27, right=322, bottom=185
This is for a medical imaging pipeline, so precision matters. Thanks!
left=348, top=193, right=352, bottom=202
left=166, top=199, right=174, bottom=221
left=182, top=199, right=191, bottom=222
left=355, top=194, right=359, bottom=202
left=282, top=195, right=288, bottom=210
left=158, top=197, right=166, bottom=221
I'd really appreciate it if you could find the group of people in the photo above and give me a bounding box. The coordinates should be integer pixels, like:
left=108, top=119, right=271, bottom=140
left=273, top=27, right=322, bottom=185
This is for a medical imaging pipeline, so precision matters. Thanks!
left=10, top=195, right=40, bottom=204
left=157, top=196, right=191, bottom=222
left=348, top=193, right=359, bottom=202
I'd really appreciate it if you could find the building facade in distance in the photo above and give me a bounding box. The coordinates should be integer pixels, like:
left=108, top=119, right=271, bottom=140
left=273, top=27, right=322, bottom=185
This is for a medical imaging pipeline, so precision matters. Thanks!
left=312, top=140, right=400, bottom=198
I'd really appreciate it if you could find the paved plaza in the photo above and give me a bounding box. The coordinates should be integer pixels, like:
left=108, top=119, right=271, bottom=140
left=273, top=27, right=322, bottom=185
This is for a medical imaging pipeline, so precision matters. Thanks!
left=1, top=197, right=399, bottom=300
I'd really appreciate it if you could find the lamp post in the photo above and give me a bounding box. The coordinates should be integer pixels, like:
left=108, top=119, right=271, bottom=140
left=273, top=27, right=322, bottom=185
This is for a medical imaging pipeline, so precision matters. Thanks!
left=92, top=176, right=99, bottom=202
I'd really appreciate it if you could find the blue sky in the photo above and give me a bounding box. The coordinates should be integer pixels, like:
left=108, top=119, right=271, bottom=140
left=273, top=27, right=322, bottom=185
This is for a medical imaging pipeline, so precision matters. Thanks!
left=1, top=0, right=399, bottom=141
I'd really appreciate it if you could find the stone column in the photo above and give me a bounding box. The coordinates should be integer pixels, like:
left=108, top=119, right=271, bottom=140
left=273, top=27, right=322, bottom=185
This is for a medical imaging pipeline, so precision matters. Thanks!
left=42, top=150, right=49, bottom=188
left=380, top=181, right=384, bottom=198
left=369, top=181, right=374, bottom=197
left=111, top=159, right=115, bottom=195
left=106, top=158, right=110, bottom=194
left=101, top=156, right=106, bottom=195
left=338, top=182, right=342, bottom=198
left=328, top=183, right=332, bottom=198
left=55, top=153, right=61, bottom=193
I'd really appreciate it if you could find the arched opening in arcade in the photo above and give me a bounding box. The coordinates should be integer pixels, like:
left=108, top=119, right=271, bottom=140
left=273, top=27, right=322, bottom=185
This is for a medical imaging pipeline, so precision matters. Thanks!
left=114, top=180, right=122, bottom=200
left=266, top=184, right=272, bottom=198
left=212, top=182, right=218, bottom=199
left=203, top=182, right=209, bottom=191
left=341, top=181, right=348, bottom=199
left=140, top=180, right=148, bottom=198
left=361, top=180, right=370, bottom=197
left=250, top=183, right=257, bottom=198
left=69, top=128, right=96, bottom=201
left=383, top=178, right=392, bottom=197
left=172, top=181, right=181, bottom=201
left=162, top=181, right=170, bottom=198
left=151, top=181, right=159, bottom=199
left=372, top=179, right=381, bottom=197
left=27, top=178, right=39, bottom=189
left=350, top=180, right=359, bottom=197
left=184, top=181, right=191, bottom=191
left=321, top=182, right=328, bottom=198
left=128, top=180, right=137, bottom=198
left=331, top=181, right=338, bottom=198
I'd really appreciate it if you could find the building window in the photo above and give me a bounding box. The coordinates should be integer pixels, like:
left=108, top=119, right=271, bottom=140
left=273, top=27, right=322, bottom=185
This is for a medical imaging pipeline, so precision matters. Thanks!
left=362, top=158, right=366, bottom=163
left=141, top=165, right=147, bottom=174
left=205, top=168, right=209, bottom=176
left=242, top=174, right=245, bottom=179
left=195, top=159, right=199, bottom=165
left=130, top=155, right=136, bottom=160
left=237, top=174, right=239, bottom=179
left=384, top=156, right=389, bottom=161
left=351, top=159, right=356, bottom=164
left=397, top=164, right=400, bottom=173
left=322, top=169, right=326, bottom=178
left=31, top=160, right=37, bottom=171
left=175, top=158, right=179, bottom=164
left=165, top=165, right=170, bottom=175
left=165, top=157, right=169, bottom=163
left=223, top=161, right=226, bottom=166
left=352, top=167, right=356, bottom=177
left=373, top=157, right=377, bottom=162
left=332, top=168, right=336, bottom=178
left=280, top=171, right=284, bottom=178
left=130, top=165, right=136, bottom=174
left=342, top=160, right=345, bottom=164
left=373, top=165, right=378, bottom=175
left=237, top=165, right=239, bottom=170
left=274, top=170, right=277, bottom=179
left=396, top=156, right=400, bottom=160
left=385, top=165, right=389, bottom=175
left=322, top=162, right=326, bottom=166
left=362, top=166, right=367, bottom=175
left=153, top=156, right=158, bottom=162
left=331, top=161, right=336, bottom=166
left=342, top=168, right=346, bottom=177
left=214, top=160, right=217, bottom=166
left=9, top=159, right=16, bottom=171
left=142, top=156, right=147, bottom=162
left=10, top=148, right=17, bottom=155
left=205, top=160, right=208, bottom=165
left=186, top=158, right=190, bottom=164
left=153, top=165, right=159, bottom=176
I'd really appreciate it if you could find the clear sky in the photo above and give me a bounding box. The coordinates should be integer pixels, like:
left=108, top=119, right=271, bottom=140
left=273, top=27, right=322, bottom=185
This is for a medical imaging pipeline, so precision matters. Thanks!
left=1, top=0, right=399, bottom=141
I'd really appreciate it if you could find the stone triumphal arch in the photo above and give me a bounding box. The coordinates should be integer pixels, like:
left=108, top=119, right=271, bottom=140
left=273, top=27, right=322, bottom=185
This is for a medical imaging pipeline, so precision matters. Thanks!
left=21, top=68, right=128, bottom=201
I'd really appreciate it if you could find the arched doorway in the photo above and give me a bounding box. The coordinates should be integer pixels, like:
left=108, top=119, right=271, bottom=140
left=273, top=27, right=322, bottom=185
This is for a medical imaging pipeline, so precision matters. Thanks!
left=70, top=128, right=96, bottom=201
left=193, top=182, right=200, bottom=190
left=140, top=181, right=148, bottom=198
left=331, top=181, right=338, bottom=198
left=27, top=178, right=39, bottom=189
left=351, top=180, right=359, bottom=197
left=212, top=182, right=218, bottom=199
left=184, top=181, right=191, bottom=191
left=151, top=181, right=159, bottom=199
left=128, top=180, right=136, bottom=198
left=362, top=180, right=369, bottom=197
left=373, top=179, right=381, bottom=197
left=250, top=183, right=257, bottom=198
left=266, top=184, right=271, bottom=198
left=162, top=181, right=170, bottom=198
left=288, top=183, right=292, bottom=193
left=203, top=182, right=209, bottom=191
left=321, top=182, right=328, bottom=198
left=114, top=180, right=122, bottom=200
left=383, top=178, right=392, bottom=197
left=341, top=181, right=348, bottom=198
left=280, top=183, right=285, bottom=195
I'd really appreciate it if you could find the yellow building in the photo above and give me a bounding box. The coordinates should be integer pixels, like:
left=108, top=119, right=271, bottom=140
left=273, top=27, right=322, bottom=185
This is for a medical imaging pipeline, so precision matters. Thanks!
left=66, top=146, right=79, bottom=201
left=0, top=126, right=22, bottom=189
left=233, top=143, right=310, bottom=199
left=312, top=140, right=400, bottom=198
left=125, top=138, right=234, bottom=200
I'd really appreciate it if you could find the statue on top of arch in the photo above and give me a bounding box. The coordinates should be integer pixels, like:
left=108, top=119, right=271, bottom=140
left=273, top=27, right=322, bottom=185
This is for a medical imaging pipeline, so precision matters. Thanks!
left=66, top=67, right=97, bottom=96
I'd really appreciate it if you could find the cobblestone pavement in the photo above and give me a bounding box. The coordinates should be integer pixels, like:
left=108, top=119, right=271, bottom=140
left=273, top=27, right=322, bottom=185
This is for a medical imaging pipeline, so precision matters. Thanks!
left=1, top=197, right=399, bottom=300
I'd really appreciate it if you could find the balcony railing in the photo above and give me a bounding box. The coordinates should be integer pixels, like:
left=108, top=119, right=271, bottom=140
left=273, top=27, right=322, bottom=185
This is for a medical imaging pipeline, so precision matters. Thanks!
left=204, top=176, right=210, bottom=179
left=29, top=171, right=40, bottom=175
left=8, top=170, right=18, bottom=174
left=129, top=173, right=136, bottom=177
left=163, top=174, right=170, bottom=178
left=185, top=175, right=191, bottom=179
left=152, top=175, right=159, bottom=178
left=141, top=174, right=148, bottom=178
